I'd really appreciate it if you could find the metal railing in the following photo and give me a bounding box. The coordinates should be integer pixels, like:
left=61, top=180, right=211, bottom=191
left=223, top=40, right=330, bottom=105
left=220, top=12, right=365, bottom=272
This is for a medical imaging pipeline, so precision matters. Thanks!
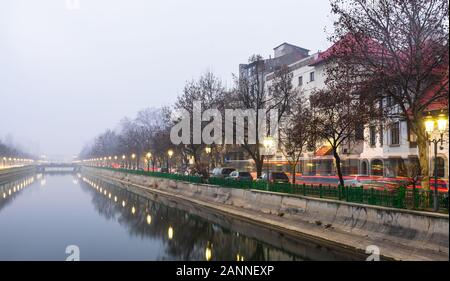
left=93, top=167, right=449, bottom=213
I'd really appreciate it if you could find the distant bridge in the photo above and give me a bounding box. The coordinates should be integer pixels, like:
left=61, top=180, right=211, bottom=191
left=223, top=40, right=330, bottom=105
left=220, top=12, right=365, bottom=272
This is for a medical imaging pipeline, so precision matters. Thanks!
left=36, top=163, right=81, bottom=173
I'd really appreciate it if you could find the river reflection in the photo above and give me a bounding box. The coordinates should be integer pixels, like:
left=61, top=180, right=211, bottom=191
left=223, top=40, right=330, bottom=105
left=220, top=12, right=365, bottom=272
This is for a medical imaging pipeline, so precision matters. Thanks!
left=0, top=173, right=35, bottom=213
left=0, top=173, right=365, bottom=261
left=80, top=176, right=300, bottom=261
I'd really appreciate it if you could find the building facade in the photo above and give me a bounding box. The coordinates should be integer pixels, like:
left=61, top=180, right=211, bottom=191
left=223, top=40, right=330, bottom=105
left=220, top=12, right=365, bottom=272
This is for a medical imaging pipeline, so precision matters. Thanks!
left=230, top=42, right=449, bottom=181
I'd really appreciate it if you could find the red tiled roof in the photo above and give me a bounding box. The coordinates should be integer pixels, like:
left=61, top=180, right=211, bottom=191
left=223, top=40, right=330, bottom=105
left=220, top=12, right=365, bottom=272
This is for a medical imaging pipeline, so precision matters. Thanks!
left=309, top=33, right=384, bottom=66
left=312, top=33, right=449, bottom=113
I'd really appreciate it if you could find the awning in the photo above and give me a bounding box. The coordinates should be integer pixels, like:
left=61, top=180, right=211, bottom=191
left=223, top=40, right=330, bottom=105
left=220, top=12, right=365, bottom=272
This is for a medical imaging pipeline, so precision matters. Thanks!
left=315, top=146, right=333, bottom=156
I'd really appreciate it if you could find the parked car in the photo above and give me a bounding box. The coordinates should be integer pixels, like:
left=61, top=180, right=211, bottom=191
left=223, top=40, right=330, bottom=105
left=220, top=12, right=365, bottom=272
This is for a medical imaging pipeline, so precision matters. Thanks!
left=210, top=167, right=236, bottom=178
left=226, top=171, right=253, bottom=181
left=260, top=172, right=290, bottom=183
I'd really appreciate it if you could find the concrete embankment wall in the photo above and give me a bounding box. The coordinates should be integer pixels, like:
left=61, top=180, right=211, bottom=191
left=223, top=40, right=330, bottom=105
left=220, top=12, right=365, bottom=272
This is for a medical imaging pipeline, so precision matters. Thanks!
left=83, top=167, right=449, bottom=261
left=0, top=166, right=36, bottom=183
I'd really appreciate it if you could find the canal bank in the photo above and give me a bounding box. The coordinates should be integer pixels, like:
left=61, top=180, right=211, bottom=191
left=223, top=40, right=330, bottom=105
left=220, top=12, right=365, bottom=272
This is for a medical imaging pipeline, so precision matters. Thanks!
left=0, top=166, right=36, bottom=184
left=82, top=175, right=370, bottom=260
left=82, top=167, right=449, bottom=261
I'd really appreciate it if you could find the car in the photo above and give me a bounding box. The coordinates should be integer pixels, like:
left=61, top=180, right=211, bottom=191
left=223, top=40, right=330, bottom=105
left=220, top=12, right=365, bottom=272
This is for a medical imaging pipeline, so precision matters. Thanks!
left=210, top=167, right=236, bottom=178
left=226, top=171, right=253, bottom=181
left=260, top=172, right=290, bottom=183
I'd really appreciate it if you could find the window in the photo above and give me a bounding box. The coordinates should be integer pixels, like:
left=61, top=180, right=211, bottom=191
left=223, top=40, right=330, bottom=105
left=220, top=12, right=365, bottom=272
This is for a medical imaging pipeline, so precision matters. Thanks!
left=298, top=76, right=303, bottom=86
left=386, top=96, right=393, bottom=107
left=355, top=124, right=364, bottom=140
left=309, top=72, right=315, bottom=82
left=379, top=124, right=384, bottom=146
left=371, top=159, right=384, bottom=176
left=369, top=126, right=376, bottom=146
left=390, top=122, right=400, bottom=145
left=434, top=157, right=445, bottom=178
left=361, top=161, right=368, bottom=175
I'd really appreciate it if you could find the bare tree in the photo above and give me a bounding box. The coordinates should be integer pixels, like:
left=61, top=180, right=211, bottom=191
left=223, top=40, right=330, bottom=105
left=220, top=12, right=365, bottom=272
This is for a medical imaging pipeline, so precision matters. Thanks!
left=175, top=71, right=226, bottom=175
left=310, top=80, right=379, bottom=187
left=279, top=94, right=313, bottom=184
left=118, top=117, right=142, bottom=168
left=135, top=106, right=172, bottom=170
left=232, top=59, right=296, bottom=178
left=330, top=0, right=449, bottom=190
left=0, top=140, right=33, bottom=159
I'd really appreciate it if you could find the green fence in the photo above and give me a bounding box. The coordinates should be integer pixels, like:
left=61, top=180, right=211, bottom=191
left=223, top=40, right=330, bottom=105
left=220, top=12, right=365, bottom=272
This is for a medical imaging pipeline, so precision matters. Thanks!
left=93, top=167, right=449, bottom=212
left=100, top=167, right=204, bottom=184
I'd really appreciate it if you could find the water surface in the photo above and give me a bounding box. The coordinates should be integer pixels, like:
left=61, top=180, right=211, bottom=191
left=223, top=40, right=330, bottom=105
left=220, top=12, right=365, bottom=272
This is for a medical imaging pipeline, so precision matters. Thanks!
left=0, top=172, right=366, bottom=261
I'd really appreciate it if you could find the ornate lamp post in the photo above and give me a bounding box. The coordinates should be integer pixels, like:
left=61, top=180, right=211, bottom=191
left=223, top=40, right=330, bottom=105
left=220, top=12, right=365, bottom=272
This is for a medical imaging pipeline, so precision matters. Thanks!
left=424, top=113, right=448, bottom=211
left=131, top=153, right=136, bottom=169
left=121, top=155, right=126, bottom=169
left=146, top=152, right=152, bottom=172
left=205, top=146, right=212, bottom=173
left=167, top=149, right=174, bottom=173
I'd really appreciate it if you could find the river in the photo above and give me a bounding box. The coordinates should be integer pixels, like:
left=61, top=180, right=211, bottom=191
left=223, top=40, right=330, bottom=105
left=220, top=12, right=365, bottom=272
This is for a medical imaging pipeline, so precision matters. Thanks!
left=0, top=172, right=367, bottom=261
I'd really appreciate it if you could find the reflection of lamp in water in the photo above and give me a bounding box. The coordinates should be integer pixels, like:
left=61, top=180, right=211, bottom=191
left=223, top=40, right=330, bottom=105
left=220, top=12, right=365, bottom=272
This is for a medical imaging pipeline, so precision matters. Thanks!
left=108, top=193, right=111, bottom=199
left=205, top=242, right=213, bottom=261
left=168, top=226, right=174, bottom=240
left=2, top=193, right=5, bottom=198
left=146, top=214, right=152, bottom=225
left=122, top=200, right=126, bottom=207
left=131, top=206, right=136, bottom=215
left=114, top=196, right=117, bottom=202
left=40, top=179, right=46, bottom=187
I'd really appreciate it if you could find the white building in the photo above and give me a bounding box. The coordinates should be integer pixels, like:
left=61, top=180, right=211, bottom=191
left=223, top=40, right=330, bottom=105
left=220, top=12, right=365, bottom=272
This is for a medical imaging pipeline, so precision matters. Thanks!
left=238, top=42, right=449, bottom=180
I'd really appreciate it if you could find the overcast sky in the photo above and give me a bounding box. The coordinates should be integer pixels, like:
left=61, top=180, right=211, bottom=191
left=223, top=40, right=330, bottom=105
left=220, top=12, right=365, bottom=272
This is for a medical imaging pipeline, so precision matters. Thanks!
left=0, top=0, right=333, bottom=160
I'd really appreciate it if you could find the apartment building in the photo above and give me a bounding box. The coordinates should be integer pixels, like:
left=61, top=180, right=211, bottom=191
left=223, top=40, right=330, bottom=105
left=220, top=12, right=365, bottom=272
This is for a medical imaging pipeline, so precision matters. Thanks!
left=231, top=42, right=449, bottom=180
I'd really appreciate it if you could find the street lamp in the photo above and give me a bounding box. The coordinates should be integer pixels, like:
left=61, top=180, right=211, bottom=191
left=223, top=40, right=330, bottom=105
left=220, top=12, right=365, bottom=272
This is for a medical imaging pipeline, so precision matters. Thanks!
left=167, top=149, right=174, bottom=173
left=131, top=153, right=136, bottom=169
left=168, top=226, right=174, bottom=240
left=205, top=242, right=213, bottom=261
left=263, top=136, right=275, bottom=190
left=205, top=146, right=212, bottom=173
left=146, top=152, right=152, bottom=172
left=424, top=113, right=448, bottom=211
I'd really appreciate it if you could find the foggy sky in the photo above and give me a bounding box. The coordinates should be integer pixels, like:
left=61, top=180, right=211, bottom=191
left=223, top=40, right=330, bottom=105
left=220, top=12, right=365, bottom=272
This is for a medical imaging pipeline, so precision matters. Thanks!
left=0, top=0, right=333, bottom=161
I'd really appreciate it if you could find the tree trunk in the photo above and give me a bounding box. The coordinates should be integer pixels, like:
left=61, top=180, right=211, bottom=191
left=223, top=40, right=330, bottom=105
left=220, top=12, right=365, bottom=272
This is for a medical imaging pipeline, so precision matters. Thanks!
left=333, top=148, right=345, bottom=187
left=291, top=164, right=296, bottom=184
left=255, top=158, right=264, bottom=178
left=416, top=129, right=430, bottom=192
